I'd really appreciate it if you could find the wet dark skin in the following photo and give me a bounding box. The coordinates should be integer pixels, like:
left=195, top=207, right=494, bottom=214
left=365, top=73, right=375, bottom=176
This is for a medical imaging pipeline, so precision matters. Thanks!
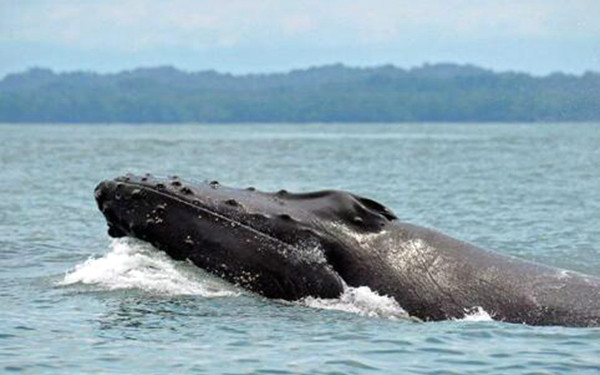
left=95, top=174, right=600, bottom=327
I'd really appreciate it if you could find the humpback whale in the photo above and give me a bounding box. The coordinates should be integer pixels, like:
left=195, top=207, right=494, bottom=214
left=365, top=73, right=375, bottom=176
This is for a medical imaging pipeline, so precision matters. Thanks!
left=94, top=174, right=600, bottom=327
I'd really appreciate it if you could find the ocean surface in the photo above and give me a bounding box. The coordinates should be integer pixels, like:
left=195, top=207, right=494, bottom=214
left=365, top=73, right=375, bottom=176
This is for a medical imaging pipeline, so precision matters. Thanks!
left=1, top=122, right=600, bottom=374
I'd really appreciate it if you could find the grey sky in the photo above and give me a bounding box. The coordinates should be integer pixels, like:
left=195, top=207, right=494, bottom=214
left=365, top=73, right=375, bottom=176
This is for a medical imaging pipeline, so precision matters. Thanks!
left=2, top=0, right=599, bottom=76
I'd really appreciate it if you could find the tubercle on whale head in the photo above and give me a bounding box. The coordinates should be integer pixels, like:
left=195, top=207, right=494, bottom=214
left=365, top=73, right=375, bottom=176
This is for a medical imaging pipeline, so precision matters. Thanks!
left=95, top=173, right=399, bottom=237
left=93, top=173, right=399, bottom=300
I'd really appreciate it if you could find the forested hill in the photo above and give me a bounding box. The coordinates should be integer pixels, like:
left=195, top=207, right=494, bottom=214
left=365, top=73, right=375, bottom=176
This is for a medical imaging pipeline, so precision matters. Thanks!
left=1, top=63, right=599, bottom=123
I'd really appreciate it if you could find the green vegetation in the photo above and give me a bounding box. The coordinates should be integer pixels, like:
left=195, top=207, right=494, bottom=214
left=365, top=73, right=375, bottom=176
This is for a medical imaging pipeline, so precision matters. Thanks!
left=1, top=63, right=599, bottom=123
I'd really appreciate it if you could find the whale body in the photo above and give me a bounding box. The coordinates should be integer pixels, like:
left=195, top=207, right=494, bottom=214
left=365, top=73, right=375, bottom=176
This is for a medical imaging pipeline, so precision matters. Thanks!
left=94, top=174, right=600, bottom=326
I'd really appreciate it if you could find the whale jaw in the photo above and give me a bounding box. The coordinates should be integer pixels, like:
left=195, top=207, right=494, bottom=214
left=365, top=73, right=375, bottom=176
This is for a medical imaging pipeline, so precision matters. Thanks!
left=92, top=174, right=375, bottom=300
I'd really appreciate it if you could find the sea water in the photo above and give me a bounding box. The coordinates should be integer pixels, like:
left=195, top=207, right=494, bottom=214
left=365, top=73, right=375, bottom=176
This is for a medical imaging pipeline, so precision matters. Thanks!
left=1, top=123, right=599, bottom=374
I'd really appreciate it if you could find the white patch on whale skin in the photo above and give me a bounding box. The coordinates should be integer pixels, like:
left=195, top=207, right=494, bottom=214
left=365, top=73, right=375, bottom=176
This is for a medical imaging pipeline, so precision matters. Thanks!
left=293, top=241, right=328, bottom=265
left=58, top=238, right=239, bottom=297
left=259, top=236, right=327, bottom=266
left=300, top=285, right=411, bottom=320
left=329, top=221, right=385, bottom=245
left=384, top=237, right=454, bottom=292
left=386, top=238, right=437, bottom=268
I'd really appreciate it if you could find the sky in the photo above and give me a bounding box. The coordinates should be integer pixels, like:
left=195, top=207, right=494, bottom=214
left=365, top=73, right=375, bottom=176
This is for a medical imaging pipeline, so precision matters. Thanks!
left=1, top=0, right=599, bottom=77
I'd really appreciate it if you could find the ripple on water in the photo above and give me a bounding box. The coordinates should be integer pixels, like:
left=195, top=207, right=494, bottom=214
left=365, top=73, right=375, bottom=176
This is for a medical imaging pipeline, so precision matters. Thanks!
left=2, top=124, right=600, bottom=375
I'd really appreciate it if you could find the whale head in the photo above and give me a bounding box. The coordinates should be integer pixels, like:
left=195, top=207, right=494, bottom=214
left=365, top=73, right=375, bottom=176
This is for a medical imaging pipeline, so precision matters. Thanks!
left=94, top=174, right=398, bottom=300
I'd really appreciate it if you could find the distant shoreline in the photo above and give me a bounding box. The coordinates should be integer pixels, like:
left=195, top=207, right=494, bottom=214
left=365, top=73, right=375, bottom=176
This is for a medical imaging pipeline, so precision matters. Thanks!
left=3, top=122, right=599, bottom=126
left=2, top=63, right=599, bottom=123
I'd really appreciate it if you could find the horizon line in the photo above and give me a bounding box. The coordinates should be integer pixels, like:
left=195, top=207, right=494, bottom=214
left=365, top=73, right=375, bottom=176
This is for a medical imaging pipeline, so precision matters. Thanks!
left=3, top=61, right=599, bottom=81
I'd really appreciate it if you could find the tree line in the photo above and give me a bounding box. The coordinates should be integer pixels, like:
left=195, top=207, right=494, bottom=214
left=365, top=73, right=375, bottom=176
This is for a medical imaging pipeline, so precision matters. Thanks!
left=1, top=63, right=599, bottom=123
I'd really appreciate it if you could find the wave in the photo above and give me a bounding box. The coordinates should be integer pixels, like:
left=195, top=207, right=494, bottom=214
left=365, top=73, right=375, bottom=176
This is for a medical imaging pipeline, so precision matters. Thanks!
left=59, top=238, right=492, bottom=322
left=58, top=238, right=238, bottom=297
left=60, top=238, right=410, bottom=320
left=456, top=306, right=494, bottom=322
left=301, top=285, right=411, bottom=320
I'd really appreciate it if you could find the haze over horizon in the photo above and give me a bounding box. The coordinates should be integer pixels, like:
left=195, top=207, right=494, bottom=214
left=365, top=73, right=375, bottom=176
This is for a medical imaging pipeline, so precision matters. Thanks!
left=4, top=61, right=600, bottom=81
left=2, top=0, right=599, bottom=78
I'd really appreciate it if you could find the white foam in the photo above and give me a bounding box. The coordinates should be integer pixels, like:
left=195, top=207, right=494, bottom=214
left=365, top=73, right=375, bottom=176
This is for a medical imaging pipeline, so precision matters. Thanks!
left=457, top=306, right=494, bottom=322
left=301, top=285, right=411, bottom=320
left=60, top=239, right=490, bottom=323
left=59, top=238, right=238, bottom=297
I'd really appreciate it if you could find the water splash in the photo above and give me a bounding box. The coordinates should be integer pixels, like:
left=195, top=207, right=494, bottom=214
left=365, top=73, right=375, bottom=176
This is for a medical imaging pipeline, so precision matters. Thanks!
left=301, top=285, right=411, bottom=320
left=458, top=306, right=494, bottom=322
left=61, top=239, right=410, bottom=319
left=59, top=238, right=494, bottom=323
left=59, top=238, right=238, bottom=297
